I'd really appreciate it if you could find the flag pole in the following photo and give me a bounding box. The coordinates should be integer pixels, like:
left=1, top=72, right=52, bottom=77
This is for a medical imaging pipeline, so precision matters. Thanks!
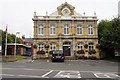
left=5, top=25, right=8, bottom=56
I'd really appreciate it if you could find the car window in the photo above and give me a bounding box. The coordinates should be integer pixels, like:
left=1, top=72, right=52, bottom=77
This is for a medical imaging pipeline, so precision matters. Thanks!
left=53, top=51, right=63, bottom=54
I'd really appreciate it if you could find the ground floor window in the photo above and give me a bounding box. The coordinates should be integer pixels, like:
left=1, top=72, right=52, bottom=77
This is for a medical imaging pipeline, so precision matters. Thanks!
left=38, top=44, right=44, bottom=51
left=50, top=44, right=56, bottom=51
left=89, top=43, right=94, bottom=50
left=78, top=43, right=83, bottom=50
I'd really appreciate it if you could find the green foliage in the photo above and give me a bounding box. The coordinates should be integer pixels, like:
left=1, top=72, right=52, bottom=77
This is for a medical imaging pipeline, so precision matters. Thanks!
left=16, top=56, right=27, bottom=61
left=0, top=29, right=21, bottom=46
left=98, top=18, right=120, bottom=58
left=49, top=51, right=53, bottom=54
left=77, top=50, right=85, bottom=54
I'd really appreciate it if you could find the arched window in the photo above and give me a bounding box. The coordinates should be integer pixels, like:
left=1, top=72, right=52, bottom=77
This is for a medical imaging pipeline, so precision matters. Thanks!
left=88, top=24, right=93, bottom=35
left=89, top=43, right=94, bottom=50
left=78, top=43, right=83, bottom=50
left=50, top=44, right=56, bottom=51
left=38, top=24, right=44, bottom=35
left=64, top=24, right=69, bottom=35
left=38, top=44, right=44, bottom=51
left=77, top=24, right=82, bottom=35
left=50, top=24, right=56, bottom=35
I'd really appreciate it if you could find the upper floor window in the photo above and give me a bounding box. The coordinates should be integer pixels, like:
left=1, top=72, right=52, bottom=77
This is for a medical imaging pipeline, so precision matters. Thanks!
left=89, top=43, right=94, bottom=50
left=78, top=43, right=83, bottom=50
left=38, top=44, right=44, bottom=51
left=64, top=24, right=69, bottom=35
left=50, top=44, right=56, bottom=51
left=38, top=24, right=44, bottom=35
left=50, top=24, right=56, bottom=35
left=77, top=24, right=82, bottom=35
left=88, top=24, right=93, bottom=35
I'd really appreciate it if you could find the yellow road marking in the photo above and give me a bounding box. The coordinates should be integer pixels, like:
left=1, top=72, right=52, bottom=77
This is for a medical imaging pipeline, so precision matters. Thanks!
left=1, top=68, right=118, bottom=74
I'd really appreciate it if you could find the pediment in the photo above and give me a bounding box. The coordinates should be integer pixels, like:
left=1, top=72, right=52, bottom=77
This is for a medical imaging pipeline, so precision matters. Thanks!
left=57, top=2, right=75, bottom=10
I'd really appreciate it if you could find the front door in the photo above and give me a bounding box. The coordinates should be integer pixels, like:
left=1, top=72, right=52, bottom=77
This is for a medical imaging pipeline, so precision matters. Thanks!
left=63, top=46, right=70, bottom=56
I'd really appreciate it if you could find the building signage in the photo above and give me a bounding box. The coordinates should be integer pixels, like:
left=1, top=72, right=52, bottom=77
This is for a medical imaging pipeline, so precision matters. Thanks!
left=115, top=50, right=120, bottom=56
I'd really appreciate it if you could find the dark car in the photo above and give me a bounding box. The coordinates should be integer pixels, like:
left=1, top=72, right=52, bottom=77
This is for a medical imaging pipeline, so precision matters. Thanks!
left=52, top=51, right=64, bottom=62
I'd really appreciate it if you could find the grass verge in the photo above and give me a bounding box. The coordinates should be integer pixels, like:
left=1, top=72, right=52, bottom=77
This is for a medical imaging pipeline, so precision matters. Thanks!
left=16, top=56, right=27, bottom=61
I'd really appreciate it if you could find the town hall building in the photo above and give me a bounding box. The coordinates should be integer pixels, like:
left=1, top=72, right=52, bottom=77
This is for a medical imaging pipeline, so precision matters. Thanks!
left=32, top=2, right=99, bottom=59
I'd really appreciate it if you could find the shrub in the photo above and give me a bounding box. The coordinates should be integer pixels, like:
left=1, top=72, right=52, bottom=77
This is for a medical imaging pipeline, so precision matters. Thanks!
left=88, top=56, right=92, bottom=59
left=33, top=45, right=37, bottom=49
left=84, top=44, right=88, bottom=48
left=37, top=51, right=45, bottom=54
left=78, top=56, right=82, bottom=59
left=89, top=50, right=96, bottom=54
left=91, top=56, right=97, bottom=60
left=77, top=50, right=85, bottom=54
left=45, top=45, right=49, bottom=48
left=49, top=51, right=53, bottom=54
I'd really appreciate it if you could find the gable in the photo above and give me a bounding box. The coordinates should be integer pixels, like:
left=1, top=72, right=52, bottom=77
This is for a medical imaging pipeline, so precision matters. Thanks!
left=57, top=2, right=75, bottom=16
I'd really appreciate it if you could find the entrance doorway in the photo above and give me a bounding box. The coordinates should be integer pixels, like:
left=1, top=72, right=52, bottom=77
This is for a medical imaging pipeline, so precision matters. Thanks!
left=63, top=46, right=71, bottom=56
left=63, top=41, right=71, bottom=56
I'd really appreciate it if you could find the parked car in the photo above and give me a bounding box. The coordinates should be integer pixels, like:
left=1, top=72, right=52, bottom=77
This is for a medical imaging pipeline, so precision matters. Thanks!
left=52, top=51, right=64, bottom=62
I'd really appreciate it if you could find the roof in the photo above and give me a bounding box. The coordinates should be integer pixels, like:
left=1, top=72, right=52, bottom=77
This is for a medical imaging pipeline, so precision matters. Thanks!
left=24, top=38, right=33, bottom=43
left=7, top=43, right=31, bottom=48
left=33, top=2, right=97, bottom=20
left=57, top=2, right=75, bottom=10
left=49, top=11, right=82, bottom=17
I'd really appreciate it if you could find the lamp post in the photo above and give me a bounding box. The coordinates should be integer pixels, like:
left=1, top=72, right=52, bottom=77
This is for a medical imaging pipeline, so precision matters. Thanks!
left=14, top=32, right=20, bottom=58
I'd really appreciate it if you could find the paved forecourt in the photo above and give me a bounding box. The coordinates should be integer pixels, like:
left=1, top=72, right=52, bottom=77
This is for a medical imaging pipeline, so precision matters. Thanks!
left=1, top=68, right=120, bottom=79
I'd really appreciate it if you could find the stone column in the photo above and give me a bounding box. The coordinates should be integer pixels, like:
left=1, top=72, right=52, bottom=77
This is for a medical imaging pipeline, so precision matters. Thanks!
left=59, top=38, right=62, bottom=51
left=72, top=37, right=75, bottom=56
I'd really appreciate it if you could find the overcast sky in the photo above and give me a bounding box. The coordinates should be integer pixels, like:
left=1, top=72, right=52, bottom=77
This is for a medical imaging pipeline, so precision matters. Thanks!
left=0, top=0, right=119, bottom=38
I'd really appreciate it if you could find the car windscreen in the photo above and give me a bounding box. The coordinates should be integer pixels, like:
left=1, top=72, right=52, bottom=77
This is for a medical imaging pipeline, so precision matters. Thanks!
left=53, top=51, right=63, bottom=54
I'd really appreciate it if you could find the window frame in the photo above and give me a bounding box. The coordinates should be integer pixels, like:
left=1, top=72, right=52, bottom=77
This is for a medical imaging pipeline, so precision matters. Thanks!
left=77, top=24, right=82, bottom=35
left=38, top=44, right=44, bottom=51
left=78, top=43, right=83, bottom=50
left=89, top=43, right=94, bottom=50
left=50, top=24, right=56, bottom=35
left=50, top=44, right=56, bottom=51
left=38, top=24, right=44, bottom=35
left=64, top=24, right=69, bottom=35
left=88, top=24, right=94, bottom=35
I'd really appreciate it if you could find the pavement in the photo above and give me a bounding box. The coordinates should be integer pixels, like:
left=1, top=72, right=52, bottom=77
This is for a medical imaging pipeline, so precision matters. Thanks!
left=1, top=59, right=120, bottom=79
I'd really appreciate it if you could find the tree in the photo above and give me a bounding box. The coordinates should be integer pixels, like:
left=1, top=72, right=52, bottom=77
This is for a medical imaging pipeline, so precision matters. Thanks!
left=98, top=17, right=120, bottom=58
left=0, top=30, right=21, bottom=46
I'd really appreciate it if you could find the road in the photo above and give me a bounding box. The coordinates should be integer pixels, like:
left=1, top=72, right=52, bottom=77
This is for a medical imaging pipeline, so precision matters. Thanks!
left=1, top=59, right=120, bottom=79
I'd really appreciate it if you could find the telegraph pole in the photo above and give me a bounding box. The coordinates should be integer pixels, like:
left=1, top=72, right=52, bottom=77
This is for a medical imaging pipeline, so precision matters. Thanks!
left=5, top=25, right=8, bottom=56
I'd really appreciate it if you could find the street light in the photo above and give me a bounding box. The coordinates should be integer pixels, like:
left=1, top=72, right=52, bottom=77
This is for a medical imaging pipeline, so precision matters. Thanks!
left=14, top=32, right=20, bottom=58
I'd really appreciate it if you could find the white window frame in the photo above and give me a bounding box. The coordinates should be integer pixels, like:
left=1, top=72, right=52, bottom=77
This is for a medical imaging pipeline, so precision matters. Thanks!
left=88, top=24, right=94, bottom=35
left=50, top=44, right=56, bottom=51
left=64, top=24, right=69, bottom=35
left=38, top=24, right=44, bottom=35
left=38, top=44, right=44, bottom=51
left=89, top=43, right=94, bottom=50
left=78, top=43, right=83, bottom=50
left=50, top=24, right=56, bottom=35
left=77, top=24, right=82, bottom=35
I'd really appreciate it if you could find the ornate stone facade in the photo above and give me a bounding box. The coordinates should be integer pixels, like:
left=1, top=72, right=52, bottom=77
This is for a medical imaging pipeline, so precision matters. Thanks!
left=32, top=2, right=99, bottom=59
